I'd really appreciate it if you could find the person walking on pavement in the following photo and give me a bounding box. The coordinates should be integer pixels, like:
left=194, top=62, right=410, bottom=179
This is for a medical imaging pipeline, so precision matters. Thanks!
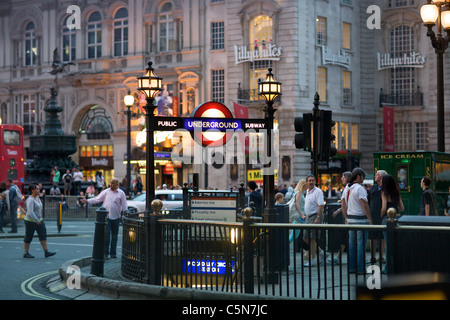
left=72, top=167, right=83, bottom=195
left=6, top=179, right=20, bottom=233
left=23, top=184, right=56, bottom=258
left=303, top=175, right=325, bottom=267
left=420, top=176, right=437, bottom=216
left=341, top=168, right=372, bottom=274
left=368, top=170, right=387, bottom=264
left=62, top=169, right=72, bottom=196
left=327, top=171, right=351, bottom=265
left=0, top=181, right=9, bottom=233
left=81, top=178, right=127, bottom=258
left=247, top=181, right=262, bottom=217
left=51, top=166, right=60, bottom=187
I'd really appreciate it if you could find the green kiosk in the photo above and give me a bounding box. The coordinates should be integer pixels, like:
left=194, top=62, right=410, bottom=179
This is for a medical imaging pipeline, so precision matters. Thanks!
left=373, top=152, right=450, bottom=216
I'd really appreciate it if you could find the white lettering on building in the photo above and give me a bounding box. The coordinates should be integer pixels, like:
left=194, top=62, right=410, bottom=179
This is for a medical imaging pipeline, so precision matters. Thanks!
left=234, top=44, right=282, bottom=64
left=377, top=52, right=426, bottom=71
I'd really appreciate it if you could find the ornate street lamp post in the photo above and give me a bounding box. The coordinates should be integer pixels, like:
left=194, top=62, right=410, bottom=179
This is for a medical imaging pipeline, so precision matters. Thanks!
left=420, top=0, right=450, bottom=152
left=137, top=60, right=162, bottom=212
left=123, top=91, right=134, bottom=196
left=258, top=67, right=282, bottom=222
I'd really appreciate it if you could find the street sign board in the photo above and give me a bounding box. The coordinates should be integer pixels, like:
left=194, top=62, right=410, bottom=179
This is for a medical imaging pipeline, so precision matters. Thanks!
left=190, top=196, right=237, bottom=222
left=154, top=116, right=267, bottom=132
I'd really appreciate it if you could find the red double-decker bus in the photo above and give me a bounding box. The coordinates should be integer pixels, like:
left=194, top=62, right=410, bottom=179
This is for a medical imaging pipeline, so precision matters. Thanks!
left=0, top=124, right=24, bottom=191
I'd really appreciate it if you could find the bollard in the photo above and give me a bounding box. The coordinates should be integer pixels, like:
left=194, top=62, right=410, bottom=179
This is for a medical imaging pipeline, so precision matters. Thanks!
left=242, top=207, right=255, bottom=294
left=57, top=202, right=62, bottom=233
left=91, top=206, right=108, bottom=277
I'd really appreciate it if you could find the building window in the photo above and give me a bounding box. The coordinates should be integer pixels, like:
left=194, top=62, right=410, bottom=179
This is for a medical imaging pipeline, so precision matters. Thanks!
left=316, top=17, right=327, bottom=46
left=249, top=15, right=273, bottom=100
left=388, top=0, right=414, bottom=7
left=159, top=2, right=176, bottom=52
left=87, top=11, right=102, bottom=59
left=186, top=88, right=196, bottom=114
left=351, top=123, right=359, bottom=150
left=113, top=8, right=128, bottom=57
left=342, top=22, right=351, bottom=50
left=179, top=20, right=184, bottom=50
left=0, top=103, right=7, bottom=125
left=62, top=16, right=76, bottom=62
left=342, top=0, right=352, bottom=5
left=390, top=25, right=415, bottom=105
left=415, top=122, right=429, bottom=150
left=23, top=94, right=36, bottom=136
left=24, top=22, right=37, bottom=66
left=395, top=122, right=412, bottom=151
left=317, top=67, right=327, bottom=102
left=211, top=21, right=225, bottom=50
left=343, top=71, right=352, bottom=105
left=211, top=69, right=225, bottom=103
left=340, top=122, right=349, bottom=150
left=332, top=122, right=338, bottom=150
left=79, top=106, right=113, bottom=140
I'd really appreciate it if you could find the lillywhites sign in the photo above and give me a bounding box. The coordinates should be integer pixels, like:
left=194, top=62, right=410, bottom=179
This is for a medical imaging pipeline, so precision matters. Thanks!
left=377, top=52, right=426, bottom=71
left=234, top=44, right=282, bottom=64
left=322, top=46, right=351, bottom=69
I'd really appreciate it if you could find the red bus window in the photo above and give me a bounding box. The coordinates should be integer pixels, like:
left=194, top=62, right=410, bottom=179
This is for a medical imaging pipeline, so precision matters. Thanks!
left=4, top=130, right=20, bottom=145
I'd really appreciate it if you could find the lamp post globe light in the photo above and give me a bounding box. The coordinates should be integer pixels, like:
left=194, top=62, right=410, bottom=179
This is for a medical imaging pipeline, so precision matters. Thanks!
left=420, top=0, right=450, bottom=152
left=258, top=67, right=282, bottom=222
left=124, top=91, right=134, bottom=197
left=137, top=60, right=163, bottom=212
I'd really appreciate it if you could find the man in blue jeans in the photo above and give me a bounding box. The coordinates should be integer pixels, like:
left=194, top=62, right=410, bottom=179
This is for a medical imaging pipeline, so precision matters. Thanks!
left=81, top=178, right=127, bottom=258
left=7, top=179, right=20, bottom=233
left=341, top=168, right=373, bottom=273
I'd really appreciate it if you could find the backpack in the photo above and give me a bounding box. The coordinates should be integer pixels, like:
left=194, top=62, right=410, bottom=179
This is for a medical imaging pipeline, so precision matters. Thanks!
left=11, top=185, right=22, bottom=203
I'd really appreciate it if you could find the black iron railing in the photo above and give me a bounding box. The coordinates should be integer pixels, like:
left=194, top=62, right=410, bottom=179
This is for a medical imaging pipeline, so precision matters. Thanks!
left=379, top=89, right=424, bottom=108
left=122, top=214, right=390, bottom=299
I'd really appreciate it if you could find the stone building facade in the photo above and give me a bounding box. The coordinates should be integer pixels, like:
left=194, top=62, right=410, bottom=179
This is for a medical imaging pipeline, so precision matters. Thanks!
left=0, top=0, right=442, bottom=191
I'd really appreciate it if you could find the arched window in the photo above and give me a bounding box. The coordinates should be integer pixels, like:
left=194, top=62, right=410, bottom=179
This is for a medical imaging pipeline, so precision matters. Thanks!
left=390, top=25, right=414, bottom=105
left=62, top=16, right=76, bottom=62
left=24, top=21, right=37, bottom=66
left=159, top=2, right=176, bottom=52
left=87, top=11, right=102, bottom=59
left=0, top=103, right=7, bottom=125
left=113, top=8, right=128, bottom=57
left=249, top=15, right=273, bottom=100
left=79, top=106, right=113, bottom=140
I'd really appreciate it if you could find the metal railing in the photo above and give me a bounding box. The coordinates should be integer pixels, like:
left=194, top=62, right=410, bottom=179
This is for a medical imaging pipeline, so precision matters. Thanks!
left=121, top=213, right=395, bottom=299
left=40, top=195, right=100, bottom=220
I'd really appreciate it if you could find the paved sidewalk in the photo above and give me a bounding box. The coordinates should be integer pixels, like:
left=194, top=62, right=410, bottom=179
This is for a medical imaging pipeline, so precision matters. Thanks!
left=0, top=224, right=77, bottom=240
left=51, top=255, right=288, bottom=300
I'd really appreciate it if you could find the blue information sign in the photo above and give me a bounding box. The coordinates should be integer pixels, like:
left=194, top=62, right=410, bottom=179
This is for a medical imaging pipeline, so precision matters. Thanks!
left=182, top=259, right=235, bottom=275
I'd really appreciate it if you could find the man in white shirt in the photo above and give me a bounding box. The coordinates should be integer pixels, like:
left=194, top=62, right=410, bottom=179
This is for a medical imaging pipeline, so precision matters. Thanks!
left=302, top=175, right=325, bottom=266
left=72, top=168, right=83, bottom=195
left=81, top=178, right=127, bottom=258
left=341, top=167, right=372, bottom=273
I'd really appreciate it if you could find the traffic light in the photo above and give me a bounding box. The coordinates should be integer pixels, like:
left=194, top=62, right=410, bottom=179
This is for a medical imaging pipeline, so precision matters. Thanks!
left=318, top=110, right=337, bottom=161
left=294, top=113, right=312, bottom=151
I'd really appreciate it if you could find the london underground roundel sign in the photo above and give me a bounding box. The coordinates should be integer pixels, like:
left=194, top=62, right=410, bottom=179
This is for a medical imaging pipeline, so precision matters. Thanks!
left=189, top=101, right=235, bottom=147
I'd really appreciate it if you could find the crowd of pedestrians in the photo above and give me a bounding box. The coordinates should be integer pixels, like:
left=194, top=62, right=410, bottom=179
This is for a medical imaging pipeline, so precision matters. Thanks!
left=246, top=166, right=440, bottom=274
